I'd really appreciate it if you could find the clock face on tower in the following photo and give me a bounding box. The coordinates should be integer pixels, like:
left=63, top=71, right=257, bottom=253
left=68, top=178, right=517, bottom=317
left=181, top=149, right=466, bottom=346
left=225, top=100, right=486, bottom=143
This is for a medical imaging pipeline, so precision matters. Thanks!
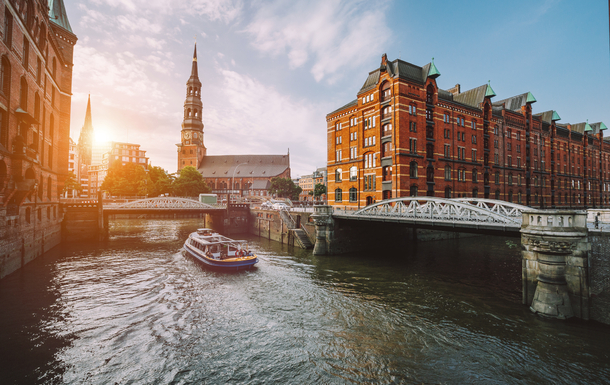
left=184, top=131, right=191, bottom=140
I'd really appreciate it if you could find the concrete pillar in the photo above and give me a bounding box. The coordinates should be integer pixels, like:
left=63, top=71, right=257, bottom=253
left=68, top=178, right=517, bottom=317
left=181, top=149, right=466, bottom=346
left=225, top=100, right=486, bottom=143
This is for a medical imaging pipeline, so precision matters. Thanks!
left=521, top=210, right=590, bottom=320
left=311, top=205, right=334, bottom=255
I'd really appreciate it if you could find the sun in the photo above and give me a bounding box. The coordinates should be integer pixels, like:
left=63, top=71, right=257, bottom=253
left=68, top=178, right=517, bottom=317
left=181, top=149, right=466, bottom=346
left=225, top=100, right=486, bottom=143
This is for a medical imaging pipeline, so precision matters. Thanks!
left=94, top=126, right=112, bottom=143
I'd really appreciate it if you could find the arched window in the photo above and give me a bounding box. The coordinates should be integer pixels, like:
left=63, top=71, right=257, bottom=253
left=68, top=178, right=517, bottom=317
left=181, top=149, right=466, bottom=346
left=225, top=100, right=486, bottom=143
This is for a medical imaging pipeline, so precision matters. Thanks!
left=444, top=165, right=451, bottom=181
left=349, top=187, right=357, bottom=202
left=495, top=172, right=500, bottom=184
left=426, top=84, right=435, bottom=104
left=445, top=187, right=452, bottom=198
left=426, top=143, right=434, bottom=159
left=508, top=173, right=513, bottom=185
left=349, top=166, right=357, bottom=181
left=508, top=190, right=513, bottom=203
left=409, top=161, right=417, bottom=178
left=495, top=190, right=500, bottom=200
left=34, top=92, right=40, bottom=120
left=335, top=188, right=342, bottom=202
left=472, top=168, right=478, bottom=183
left=47, top=176, right=52, bottom=199
left=472, top=188, right=478, bottom=198
left=335, top=168, right=342, bottom=182
left=1, top=56, right=10, bottom=96
left=366, top=196, right=374, bottom=205
left=380, top=81, right=391, bottom=101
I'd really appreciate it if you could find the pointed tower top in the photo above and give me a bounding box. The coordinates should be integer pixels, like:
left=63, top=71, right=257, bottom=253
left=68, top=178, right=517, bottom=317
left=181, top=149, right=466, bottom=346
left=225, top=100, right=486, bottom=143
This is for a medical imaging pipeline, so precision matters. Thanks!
left=485, top=80, right=496, bottom=98
left=551, top=110, right=561, bottom=121
left=526, top=92, right=537, bottom=103
left=190, top=43, right=198, bottom=78
left=600, top=122, right=608, bottom=130
left=427, top=57, right=440, bottom=78
left=585, top=119, right=593, bottom=132
left=83, top=94, right=93, bottom=131
left=48, top=0, right=73, bottom=33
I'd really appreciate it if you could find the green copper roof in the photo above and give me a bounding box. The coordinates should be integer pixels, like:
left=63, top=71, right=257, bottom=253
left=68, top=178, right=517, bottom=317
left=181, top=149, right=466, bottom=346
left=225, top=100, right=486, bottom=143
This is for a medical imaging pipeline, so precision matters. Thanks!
left=551, top=110, right=561, bottom=121
left=600, top=122, right=608, bottom=130
left=48, top=0, right=73, bottom=33
left=485, top=82, right=496, bottom=98
left=427, top=58, right=440, bottom=78
left=526, top=92, right=537, bottom=103
left=584, top=120, right=593, bottom=132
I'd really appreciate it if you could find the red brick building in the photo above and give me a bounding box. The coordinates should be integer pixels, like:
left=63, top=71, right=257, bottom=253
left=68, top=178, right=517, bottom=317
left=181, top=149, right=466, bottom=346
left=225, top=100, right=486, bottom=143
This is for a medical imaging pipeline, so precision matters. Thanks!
left=177, top=44, right=291, bottom=202
left=0, top=0, right=76, bottom=278
left=327, top=54, right=608, bottom=209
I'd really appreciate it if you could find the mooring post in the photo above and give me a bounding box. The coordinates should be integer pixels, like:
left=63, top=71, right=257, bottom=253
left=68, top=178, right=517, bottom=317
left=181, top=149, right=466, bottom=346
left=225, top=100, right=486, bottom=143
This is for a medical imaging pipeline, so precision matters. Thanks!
left=311, top=205, right=334, bottom=255
left=521, top=210, right=590, bottom=320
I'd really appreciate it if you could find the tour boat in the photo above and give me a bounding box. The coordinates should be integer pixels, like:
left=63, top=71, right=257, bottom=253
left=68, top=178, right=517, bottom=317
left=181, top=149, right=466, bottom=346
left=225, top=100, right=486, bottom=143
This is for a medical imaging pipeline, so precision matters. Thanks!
left=183, top=228, right=258, bottom=270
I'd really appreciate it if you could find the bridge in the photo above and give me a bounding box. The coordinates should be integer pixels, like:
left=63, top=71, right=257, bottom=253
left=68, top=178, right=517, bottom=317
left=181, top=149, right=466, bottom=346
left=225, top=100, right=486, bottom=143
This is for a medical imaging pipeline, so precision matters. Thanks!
left=332, top=197, right=529, bottom=236
left=103, top=197, right=225, bottom=215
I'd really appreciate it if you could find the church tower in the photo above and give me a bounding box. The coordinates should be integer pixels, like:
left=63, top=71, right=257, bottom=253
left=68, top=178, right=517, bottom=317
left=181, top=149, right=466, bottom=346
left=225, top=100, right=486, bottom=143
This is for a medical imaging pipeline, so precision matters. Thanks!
left=77, top=94, right=94, bottom=166
left=177, top=44, right=206, bottom=171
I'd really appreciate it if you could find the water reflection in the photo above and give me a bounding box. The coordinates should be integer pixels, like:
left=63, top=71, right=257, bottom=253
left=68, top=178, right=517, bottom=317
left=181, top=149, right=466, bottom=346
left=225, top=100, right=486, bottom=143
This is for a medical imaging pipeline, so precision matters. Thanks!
left=0, top=219, right=609, bottom=384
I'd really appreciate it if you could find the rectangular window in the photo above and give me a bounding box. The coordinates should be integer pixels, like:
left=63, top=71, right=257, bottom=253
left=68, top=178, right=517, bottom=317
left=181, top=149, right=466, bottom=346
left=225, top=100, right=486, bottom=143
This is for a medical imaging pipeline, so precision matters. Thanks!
left=444, top=113, right=450, bottom=123
left=23, top=38, right=29, bottom=68
left=426, top=109, right=433, bottom=121
left=4, top=9, right=12, bottom=48
left=410, top=139, right=417, bottom=154
left=444, top=144, right=451, bottom=158
left=410, top=122, right=417, bottom=132
left=335, top=150, right=341, bottom=162
left=494, top=153, right=499, bottom=164
left=508, top=155, right=512, bottom=167
left=471, top=149, right=477, bottom=162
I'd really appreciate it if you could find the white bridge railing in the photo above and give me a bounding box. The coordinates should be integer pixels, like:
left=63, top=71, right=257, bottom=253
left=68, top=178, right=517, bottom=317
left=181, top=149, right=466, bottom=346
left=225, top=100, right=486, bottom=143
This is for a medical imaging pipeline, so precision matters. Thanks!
left=333, top=197, right=529, bottom=229
left=105, top=197, right=224, bottom=210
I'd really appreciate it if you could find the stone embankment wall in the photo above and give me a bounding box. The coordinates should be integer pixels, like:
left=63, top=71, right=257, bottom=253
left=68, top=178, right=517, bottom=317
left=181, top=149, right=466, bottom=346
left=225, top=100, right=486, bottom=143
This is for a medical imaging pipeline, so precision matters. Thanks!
left=589, top=234, right=610, bottom=325
left=250, top=209, right=315, bottom=246
left=0, top=220, right=61, bottom=279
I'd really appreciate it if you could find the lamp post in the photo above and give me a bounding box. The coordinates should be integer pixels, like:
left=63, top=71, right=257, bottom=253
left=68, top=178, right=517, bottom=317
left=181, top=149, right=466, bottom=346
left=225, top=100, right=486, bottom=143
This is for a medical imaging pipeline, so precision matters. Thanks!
left=230, top=162, right=248, bottom=206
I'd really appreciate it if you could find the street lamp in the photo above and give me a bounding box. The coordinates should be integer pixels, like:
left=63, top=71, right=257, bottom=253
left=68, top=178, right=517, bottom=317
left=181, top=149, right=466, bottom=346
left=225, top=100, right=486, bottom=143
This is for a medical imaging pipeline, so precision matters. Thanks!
left=230, top=162, right=248, bottom=206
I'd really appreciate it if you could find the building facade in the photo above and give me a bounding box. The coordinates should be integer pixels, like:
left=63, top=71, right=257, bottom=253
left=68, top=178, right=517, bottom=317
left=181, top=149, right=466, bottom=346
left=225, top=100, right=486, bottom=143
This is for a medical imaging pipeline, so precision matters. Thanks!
left=0, top=0, right=76, bottom=278
left=88, top=141, right=149, bottom=197
left=327, top=54, right=608, bottom=209
left=177, top=44, right=290, bottom=202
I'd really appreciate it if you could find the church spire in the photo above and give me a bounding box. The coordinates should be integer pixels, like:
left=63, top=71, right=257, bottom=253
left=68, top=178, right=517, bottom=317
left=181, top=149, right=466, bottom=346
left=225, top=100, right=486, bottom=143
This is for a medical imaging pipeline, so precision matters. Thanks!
left=77, top=94, right=94, bottom=166
left=191, top=43, right=198, bottom=79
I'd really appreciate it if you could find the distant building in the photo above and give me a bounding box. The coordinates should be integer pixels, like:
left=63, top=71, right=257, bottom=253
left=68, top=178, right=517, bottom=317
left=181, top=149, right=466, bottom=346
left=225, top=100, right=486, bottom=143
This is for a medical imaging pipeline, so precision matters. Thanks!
left=66, top=137, right=79, bottom=197
left=298, top=174, right=313, bottom=201
left=0, top=0, right=77, bottom=278
left=176, top=44, right=290, bottom=202
left=88, top=141, right=149, bottom=197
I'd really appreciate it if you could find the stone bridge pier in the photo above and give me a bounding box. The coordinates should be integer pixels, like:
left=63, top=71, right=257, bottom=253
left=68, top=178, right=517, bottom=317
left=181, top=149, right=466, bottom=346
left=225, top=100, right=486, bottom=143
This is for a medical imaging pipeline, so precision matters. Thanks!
left=521, top=210, right=590, bottom=320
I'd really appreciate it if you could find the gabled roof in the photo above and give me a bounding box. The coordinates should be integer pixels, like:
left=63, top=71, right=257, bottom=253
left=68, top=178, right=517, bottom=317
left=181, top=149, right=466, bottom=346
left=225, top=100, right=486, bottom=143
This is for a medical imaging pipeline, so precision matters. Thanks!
left=591, top=122, right=608, bottom=131
left=534, top=110, right=561, bottom=124
left=453, top=84, right=489, bottom=108
left=48, top=0, right=73, bottom=33
left=327, top=99, right=357, bottom=117
left=198, top=154, right=290, bottom=179
left=570, top=122, right=586, bottom=134
left=358, top=57, right=439, bottom=95
left=493, top=92, right=535, bottom=112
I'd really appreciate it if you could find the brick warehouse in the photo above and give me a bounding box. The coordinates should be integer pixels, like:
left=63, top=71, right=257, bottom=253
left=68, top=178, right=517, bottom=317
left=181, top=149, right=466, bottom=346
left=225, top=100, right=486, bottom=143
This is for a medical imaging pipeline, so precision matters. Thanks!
left=0, top=0, right=76, bottom=278
left=327, top=54, right=608, bottom=209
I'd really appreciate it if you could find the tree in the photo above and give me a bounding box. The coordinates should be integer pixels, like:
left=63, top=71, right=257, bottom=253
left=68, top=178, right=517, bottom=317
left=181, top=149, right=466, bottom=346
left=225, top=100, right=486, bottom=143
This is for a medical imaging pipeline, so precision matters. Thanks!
left=313, top=183, right=326, bottom=198
left=101, top=162, right=147, bottom=196
left=143, top=166, right=173, bottom=197
left=62, top=171, right=81, bottom=197
left=268, top=177, right=302, bottom=200
left=172, top=166, right=210, bottom=197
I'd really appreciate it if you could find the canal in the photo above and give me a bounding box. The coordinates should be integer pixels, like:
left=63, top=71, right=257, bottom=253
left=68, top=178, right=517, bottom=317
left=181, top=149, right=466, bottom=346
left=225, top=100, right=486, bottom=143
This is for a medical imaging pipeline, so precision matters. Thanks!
left=1, top=219, right=610, bottom=384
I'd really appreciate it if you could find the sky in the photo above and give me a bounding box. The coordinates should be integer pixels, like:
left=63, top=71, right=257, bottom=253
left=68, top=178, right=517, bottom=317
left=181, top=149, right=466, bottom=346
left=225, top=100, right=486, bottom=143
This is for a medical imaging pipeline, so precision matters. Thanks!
left=63, top=0, right=610, bottom=178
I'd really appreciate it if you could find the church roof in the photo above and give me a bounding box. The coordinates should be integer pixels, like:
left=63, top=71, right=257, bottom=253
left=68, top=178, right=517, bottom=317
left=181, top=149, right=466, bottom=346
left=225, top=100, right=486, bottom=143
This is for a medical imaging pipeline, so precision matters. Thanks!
left=198, top=154, right=290, bottom=179
left=48, top=0, right=72, bottom=33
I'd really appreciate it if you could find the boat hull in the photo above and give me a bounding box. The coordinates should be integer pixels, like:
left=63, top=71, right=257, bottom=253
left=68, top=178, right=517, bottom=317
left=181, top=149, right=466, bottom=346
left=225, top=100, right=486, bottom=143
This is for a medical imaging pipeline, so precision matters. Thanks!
left=183, top=244, right=258, bottom=270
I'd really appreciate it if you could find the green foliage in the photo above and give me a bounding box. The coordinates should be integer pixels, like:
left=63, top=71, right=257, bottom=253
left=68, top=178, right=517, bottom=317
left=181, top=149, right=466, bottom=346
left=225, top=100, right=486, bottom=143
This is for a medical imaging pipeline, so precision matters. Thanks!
left=313, top=183, right=326, bottom=197
left=62, top=171, right=81, bottom=194
left=101, top=162, right=147, bottom=196
left=268, top=177, right=302, bottom=200
left=172, top=166, right=210, bottom=197
left=144, top=166, right=173, bottom=197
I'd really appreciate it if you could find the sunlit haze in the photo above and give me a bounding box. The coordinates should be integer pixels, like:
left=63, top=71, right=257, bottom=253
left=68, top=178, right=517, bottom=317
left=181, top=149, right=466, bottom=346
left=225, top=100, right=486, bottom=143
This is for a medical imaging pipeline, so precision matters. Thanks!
left=65, top=0, right=610, bottom=177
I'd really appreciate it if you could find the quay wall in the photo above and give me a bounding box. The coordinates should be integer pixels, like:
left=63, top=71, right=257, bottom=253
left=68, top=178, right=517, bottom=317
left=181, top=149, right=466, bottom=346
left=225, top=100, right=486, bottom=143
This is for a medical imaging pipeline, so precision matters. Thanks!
left=250, top=209, right=315, bottom=246
left=590, top=233, right=610, bottom=325
left=0, top=221, right=61, bottom=279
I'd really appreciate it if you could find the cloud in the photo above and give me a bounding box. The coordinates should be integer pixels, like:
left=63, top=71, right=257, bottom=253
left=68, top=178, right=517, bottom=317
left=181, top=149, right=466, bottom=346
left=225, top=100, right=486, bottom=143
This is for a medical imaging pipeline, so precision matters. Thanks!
left=202, top=68, right=328, bottom=175
left=244, top=0, right=391, bottom=82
